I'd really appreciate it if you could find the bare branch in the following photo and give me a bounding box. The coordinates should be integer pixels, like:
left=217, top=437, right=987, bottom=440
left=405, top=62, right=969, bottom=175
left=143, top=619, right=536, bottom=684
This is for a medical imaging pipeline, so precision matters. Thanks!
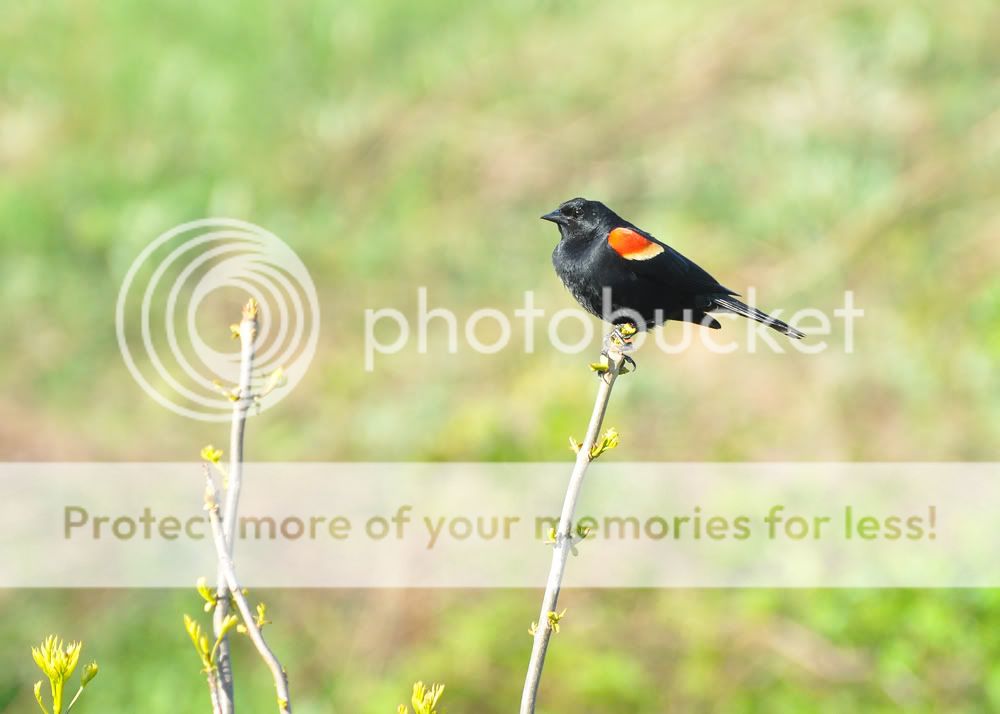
left=519, top=337, right=631, bottom=714
left=213, top=297, right=259, bottom=713
left=205, top=470, right=292, bottom=714
left=206, top=668, right=224, bottom=714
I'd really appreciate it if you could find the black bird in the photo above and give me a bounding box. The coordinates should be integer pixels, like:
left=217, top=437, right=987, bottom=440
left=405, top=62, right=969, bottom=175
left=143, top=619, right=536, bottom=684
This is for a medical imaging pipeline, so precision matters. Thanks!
left=542, top=197, right=804, bottom=338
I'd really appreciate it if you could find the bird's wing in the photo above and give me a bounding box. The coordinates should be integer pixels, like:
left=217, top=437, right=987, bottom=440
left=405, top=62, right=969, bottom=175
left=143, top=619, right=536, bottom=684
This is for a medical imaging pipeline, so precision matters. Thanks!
left=605, top=226, right=734, bottom=295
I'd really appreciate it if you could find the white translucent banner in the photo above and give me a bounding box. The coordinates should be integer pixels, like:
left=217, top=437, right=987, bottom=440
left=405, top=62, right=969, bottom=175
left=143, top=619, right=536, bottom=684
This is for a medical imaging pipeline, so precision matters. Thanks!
left=0, top=462, right=995, bottom=587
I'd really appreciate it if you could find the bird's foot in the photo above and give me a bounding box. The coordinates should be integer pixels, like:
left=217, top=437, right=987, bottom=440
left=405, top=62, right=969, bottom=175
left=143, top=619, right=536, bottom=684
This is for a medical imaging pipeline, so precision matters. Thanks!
left=604, top=322, right=638, bottom=352
left=595, top=323, right=638, bottom=375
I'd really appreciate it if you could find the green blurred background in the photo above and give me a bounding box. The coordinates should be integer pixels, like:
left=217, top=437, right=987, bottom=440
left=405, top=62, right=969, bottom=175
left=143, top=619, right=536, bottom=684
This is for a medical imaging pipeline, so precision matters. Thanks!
left=1, top=0, right=997, bottom=711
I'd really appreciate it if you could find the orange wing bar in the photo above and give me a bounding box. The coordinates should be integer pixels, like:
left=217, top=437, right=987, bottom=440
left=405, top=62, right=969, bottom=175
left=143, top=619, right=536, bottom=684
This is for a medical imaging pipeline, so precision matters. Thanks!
left=607, top=227, right=665, bottom=261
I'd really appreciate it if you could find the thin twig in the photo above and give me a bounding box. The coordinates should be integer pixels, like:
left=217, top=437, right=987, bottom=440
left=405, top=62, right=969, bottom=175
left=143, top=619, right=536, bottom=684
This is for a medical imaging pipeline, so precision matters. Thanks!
left=206, top=669, right=224, bottom=714
left=205, top=469, right=292, bottom=714
left=213, top=298, right=259, bottom=713
left=519, top=342, right=629, bottom=714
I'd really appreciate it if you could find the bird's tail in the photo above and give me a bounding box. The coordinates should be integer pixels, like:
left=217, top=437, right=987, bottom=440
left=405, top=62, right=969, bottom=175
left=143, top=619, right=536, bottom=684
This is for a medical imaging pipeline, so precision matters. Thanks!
left=712, top=296, right=804, bottom=339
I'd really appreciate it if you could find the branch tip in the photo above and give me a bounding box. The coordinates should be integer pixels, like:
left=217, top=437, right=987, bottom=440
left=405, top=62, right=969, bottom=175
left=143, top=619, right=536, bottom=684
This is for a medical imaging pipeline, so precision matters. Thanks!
left=242, top=298, right=260, bottom=321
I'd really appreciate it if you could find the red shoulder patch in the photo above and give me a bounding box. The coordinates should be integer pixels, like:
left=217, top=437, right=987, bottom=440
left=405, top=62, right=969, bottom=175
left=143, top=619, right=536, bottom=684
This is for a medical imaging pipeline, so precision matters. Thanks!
left=608, top=227, right=664, bottom=261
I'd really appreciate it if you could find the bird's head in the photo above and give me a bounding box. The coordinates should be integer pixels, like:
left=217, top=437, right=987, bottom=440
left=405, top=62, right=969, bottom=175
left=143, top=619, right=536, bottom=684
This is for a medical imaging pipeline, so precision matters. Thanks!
left=540, top=197, right=620, bottom=241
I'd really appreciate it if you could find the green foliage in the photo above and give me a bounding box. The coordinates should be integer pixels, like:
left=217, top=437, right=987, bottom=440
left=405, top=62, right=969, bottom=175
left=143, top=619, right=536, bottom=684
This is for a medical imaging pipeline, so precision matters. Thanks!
left=195, top=576, right=218, bottom=613
left=237, top=602, right=271, bottom=634
left=30, top=636, right=98, bottom=713
left=398, top=681, right=445, bottom=714
left=528, top=608, right=567, bottom=637
left=589, top=428, right=620, bottom=460
left=7, top=589, right=1000, bottom=711
left=568, top=427, right=620, bottom=459
left=182, top=582, right=273, bottom=673
left=182, top=614, right=217, bottom=673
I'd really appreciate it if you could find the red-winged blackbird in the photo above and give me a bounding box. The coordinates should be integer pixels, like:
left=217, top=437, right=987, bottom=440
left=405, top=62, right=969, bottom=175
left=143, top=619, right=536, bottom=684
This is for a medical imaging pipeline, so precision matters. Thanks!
left=542, top=197, right=804, bottom=339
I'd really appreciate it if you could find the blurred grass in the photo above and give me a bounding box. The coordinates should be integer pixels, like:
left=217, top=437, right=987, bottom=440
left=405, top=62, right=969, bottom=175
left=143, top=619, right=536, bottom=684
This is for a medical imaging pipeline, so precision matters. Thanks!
left=4, top=589, right=1000, bottom=712
left=0, top=0, right=998, bottom=711
left=1, top=0, right=998, bottom=462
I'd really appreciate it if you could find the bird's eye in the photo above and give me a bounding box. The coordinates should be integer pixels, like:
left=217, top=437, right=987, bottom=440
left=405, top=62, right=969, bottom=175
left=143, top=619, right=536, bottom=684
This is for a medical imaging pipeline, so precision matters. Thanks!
left=562, top=204, right=583, bottom=218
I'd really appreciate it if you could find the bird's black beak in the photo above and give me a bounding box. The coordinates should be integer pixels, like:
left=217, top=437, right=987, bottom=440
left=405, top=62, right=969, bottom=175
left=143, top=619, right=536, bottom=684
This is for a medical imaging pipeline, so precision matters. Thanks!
left=540, top=210, right=568, bottom=225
